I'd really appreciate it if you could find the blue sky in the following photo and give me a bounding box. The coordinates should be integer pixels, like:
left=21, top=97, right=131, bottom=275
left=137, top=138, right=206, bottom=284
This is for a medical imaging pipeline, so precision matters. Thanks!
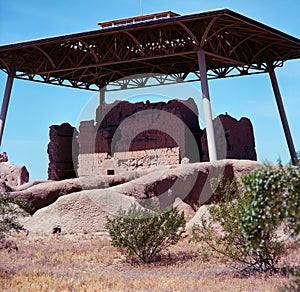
left=0, top=0, right=299, bottom=180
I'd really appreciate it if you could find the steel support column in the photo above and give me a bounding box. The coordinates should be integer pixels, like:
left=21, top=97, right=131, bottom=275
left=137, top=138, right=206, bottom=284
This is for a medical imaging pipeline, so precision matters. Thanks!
left=100, top=88, right=105, bottom=105
left=0, top=73, right=14, bottom=146
left=269, top=69, right=297, bottom=165
left=197, top=49, right=217, bottom=161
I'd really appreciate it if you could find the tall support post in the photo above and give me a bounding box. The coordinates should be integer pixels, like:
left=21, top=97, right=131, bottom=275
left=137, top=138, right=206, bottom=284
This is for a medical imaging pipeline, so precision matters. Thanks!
left=0, top=73, right=14, bottom=146
left=197, top=49, right=217, bottom=162
left=100, top=88, right=105, bottom=105
left=269, top=69, right=297, bottom=165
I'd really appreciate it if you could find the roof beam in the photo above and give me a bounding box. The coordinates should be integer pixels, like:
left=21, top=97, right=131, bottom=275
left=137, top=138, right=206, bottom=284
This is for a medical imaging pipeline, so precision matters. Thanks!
left=33, top=46, right=56, bottom=69
left=200, top=16, right=219, bottom=47
left=178, top=22, right=200, bottom=47
left=122, top=31, right=145, bottom=57
left=250, top=40, right=284, bottom=63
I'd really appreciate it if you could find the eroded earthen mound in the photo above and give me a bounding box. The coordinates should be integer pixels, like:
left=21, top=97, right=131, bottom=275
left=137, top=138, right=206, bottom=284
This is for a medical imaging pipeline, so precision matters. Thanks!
left=18, top=159, right=261, bottom=235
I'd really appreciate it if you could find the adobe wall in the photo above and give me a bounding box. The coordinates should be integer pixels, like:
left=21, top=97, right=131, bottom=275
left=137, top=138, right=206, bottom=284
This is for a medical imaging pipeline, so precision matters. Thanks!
left=47, top=123, right=78, bottom=180
left=47, top=101, right=257, bottom=179
left=201, top=114, right=257, bottom=161
left=78, top=148, right=181, bottom=176
left=0, top=152, right=29, bottom=188
left=77, top=98, right=202, bottom=176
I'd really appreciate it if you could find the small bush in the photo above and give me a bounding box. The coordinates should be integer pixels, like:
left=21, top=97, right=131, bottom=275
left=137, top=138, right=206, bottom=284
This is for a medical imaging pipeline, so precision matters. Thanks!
left=191, top=164, right=300, bottom=275
left=105, top=204, right=186, bottom=263
left=240, top=164, right=299, bottom=241
left=0, top=193, right=29, bottom=251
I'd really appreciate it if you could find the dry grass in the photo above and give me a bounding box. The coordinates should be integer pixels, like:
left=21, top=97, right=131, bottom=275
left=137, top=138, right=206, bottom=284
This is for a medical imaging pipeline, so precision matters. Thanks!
left=0, top=232, right=296, bottom=292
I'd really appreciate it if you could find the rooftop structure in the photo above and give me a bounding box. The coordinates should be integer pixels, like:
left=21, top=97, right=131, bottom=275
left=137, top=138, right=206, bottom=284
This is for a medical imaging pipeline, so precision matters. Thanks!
left=0, top=9, right=299, bottom=165
left=98, top=11, right=180, bottom=29
left=0, top=9, right=299, bottom=91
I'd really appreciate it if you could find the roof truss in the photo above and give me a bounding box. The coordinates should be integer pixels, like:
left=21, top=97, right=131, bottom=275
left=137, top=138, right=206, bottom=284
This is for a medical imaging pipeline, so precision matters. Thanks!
left=0, top=9, right=299, bottom=92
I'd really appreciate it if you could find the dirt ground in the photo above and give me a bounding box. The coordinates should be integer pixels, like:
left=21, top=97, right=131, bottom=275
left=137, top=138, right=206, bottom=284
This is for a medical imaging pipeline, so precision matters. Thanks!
left=0, top=232, right=296, bottom=292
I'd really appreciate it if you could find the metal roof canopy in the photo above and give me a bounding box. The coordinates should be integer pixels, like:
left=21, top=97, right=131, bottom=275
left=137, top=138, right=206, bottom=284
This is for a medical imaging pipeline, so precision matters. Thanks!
left=0, top=8, right=299, bottom=164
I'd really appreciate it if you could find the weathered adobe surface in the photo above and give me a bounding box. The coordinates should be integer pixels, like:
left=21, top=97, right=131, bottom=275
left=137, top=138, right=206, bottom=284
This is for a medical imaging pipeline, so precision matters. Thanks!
left=94, top=98, right=201, bottom=151
left=201, top=114, right=257, bottom=161
left=77, top=99, right=257, bottom=176
left=19, top=159, right=262, bottom=234
left=77, top=98, right=202, bottom=176
left=0, top=152, right=29, bottom=191
left=9, top=168, right=156, bottom=215
left=48, top=99, right=257, bottom=179
left=47, top=123, right=78, bottom=181
left=10, top=159, right=261, bottom=217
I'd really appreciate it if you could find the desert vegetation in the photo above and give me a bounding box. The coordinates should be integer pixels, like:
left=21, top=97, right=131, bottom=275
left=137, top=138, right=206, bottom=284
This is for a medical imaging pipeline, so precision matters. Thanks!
left=191, top=163, right=300, bottom=289
left=0, top=233, right=295, bottom=291
left=0, top=193, right=29, bottom=251
left=0, top=163, right=299, bottom=291
left=105, top=205, right=186, bottom=263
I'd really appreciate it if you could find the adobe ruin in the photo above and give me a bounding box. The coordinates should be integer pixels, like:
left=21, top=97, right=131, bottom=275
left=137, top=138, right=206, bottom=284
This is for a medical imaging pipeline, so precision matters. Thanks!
left=77, top=98, right=202, bottom=177
left=0, top=152, right=29, bottom=189
left=48, top=123, right=78, bottom=181
left=201, top=114, right=257, bottom=162
left=47, top=98, right=257, bottom=180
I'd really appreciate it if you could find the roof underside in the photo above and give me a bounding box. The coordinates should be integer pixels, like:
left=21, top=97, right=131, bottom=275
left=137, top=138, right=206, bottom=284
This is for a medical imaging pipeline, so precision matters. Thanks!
left=0, top=9, right=300, bottom=92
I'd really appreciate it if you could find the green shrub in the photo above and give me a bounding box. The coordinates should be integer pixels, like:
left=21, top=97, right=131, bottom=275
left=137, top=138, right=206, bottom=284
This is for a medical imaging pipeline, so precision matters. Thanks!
left=191, top=164, right=300, bottom=275
left=0, top=193, right=29, bottom=251
left=241, top=164, right=299, bottom=241
left=105, top=204, right=186, bottom=263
